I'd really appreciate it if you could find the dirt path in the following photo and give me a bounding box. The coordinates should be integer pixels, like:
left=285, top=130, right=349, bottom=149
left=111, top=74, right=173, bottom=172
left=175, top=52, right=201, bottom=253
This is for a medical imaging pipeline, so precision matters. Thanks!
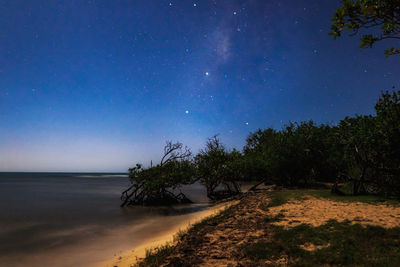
left=162, top=191, right=273, bottom=266
left=158, top=191, right=400, bottom=267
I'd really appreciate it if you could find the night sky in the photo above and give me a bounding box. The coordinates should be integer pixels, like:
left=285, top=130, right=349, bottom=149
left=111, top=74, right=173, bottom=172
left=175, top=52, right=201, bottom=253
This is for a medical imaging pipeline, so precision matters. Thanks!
left=1, top=0, right=399, bottom=172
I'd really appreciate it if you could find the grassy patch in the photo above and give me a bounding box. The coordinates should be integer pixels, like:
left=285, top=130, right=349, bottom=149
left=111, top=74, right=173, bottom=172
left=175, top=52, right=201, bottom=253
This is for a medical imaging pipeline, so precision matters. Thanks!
left=264, top=213, right=284, bottom=223
left=139, top=244, right=174, bottom=267
left=243, top=220, right=400, bottom=266
left=183, top=204, right=234, bottom=235
left=139, top=204, right=237, bottom=266
left=136, top=191, right=400, bottom=266
left=266, top=189, right=400, bottom=208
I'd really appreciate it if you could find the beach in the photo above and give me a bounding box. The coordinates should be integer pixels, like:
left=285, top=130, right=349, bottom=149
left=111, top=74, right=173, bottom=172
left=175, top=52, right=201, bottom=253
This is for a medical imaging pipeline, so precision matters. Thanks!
left=101, top=201, right=232, bottom=267
left=126, top=189, right=400, bottom=266
left=0, top=173, right=213, bottom=267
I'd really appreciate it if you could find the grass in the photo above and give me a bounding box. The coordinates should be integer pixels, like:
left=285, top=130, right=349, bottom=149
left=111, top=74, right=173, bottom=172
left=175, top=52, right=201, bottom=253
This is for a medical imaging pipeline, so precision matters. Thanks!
left=139, top=204, right=236, bottom=266
left=264, top=188, right=400, bottom=208
left=250, top=188, right=400, bottom=266
left=243, top=220, right=400, bottom=266
left=137, top=189, right=400, bottom=266
left=264, top=213, right=284, bottom=223
left=138, top=244, right=174, bottom=267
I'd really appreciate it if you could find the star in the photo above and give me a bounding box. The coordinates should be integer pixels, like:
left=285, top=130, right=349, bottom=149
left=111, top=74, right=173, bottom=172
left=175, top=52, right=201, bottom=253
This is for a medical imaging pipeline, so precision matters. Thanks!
left=205, top=72, right=209, bottom=76
left=193, top=3, right=197, bottom=7
left=233, top=11, right=237, bottom=15
left=185, top=110, right=189, bottom=114
left=245, top=122, right=249, bottom=125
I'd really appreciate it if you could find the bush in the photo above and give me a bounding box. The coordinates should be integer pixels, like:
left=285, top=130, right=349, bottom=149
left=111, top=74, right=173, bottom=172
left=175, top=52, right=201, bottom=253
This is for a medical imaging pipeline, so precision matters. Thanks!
left=121, top=141, right=196, bottom=206
left=195, top=136, right=242, bottom=200
left=241, top=90, right=400, bottom=197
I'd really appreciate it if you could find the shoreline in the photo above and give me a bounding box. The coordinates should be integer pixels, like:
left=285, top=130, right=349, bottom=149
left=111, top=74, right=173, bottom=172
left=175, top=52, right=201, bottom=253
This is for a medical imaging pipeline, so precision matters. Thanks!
left=100, top=201, right=234, bottom=267
left=131, top=189, right=400, bottom=266
left=99, top=189, right=400, bottom=266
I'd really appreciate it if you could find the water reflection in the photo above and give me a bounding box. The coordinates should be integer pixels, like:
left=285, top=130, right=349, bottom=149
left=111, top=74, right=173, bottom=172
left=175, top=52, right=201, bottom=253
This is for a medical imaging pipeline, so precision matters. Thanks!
left=0, top=173, right=212, bottom=267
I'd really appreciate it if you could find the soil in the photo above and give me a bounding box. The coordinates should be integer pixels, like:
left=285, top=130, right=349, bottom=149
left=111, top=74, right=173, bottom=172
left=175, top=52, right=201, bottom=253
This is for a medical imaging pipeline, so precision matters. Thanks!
left=162, top=190, right=276, bottom=266
left=158, top=191, right=400, bottom=266
left=268, top=196, right=400, bottom=229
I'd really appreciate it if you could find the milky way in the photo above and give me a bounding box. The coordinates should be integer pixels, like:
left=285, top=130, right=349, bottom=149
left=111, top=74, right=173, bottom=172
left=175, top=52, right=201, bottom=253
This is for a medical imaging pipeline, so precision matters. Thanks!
left=0, top=0, right=399, bottom=171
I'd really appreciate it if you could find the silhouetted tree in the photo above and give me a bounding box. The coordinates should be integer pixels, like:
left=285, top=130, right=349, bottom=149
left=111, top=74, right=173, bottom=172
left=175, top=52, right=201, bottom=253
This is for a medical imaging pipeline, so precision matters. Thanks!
left=330, top=0, right=400, bottom=57
left=373, top=90, right=400, bottom=195
left=195, top=135, right=242, bottom=200
left=243, top=121, right=338, bottom=188
left=337, top=115, right=378, bottom=195
left=335, top=90, right=400, bottom=196
left=121, top=90, right=400, bottom=207
left=121, top=141, right=195, bottom=206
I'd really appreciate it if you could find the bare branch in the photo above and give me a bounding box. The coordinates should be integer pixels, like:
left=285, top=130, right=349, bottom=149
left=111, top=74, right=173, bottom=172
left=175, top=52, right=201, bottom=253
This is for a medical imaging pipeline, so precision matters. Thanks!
left=160, top=141, right=192, bottom=166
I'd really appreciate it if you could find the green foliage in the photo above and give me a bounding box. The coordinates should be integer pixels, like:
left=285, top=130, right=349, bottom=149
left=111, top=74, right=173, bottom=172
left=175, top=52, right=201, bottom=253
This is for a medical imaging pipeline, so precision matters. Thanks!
left=122, top=91, right=400, bottom=206
left=337, top=115, right=379, bottom=194
left=195, top=135, right=243, bottom=200
left=121, top=141, right=196, bottom=206
left=139, top=244, right=175, bottom=267
left=330, top=0, right=400, bottom=57
left=373, top=89, right=400, bottom=194
left=243, top=220, right=400, bottom=266
left=243, top=128, right=278, bottom=182
left=243, top=90, right=400, bottom=197
left=335, top=90, right=400, bottom=196
left=266, top=189, right=400, bottom=207
left=244, top=121, right=338, bottom=187
left=122, top=136, right=244, bottom=206
left=129, top=160, right=196, bottom=200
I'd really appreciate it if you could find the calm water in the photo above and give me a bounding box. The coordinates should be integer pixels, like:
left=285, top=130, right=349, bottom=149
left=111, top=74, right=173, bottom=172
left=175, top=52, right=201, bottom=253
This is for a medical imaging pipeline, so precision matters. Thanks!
left=0, top=172, right=209, bottom=266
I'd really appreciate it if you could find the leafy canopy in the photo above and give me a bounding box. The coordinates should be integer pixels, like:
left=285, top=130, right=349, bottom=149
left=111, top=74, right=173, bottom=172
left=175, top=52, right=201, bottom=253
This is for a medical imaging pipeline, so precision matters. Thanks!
left=121, top=141, right=196, bottom=206
left=330, top=0, right=400, bottom=57
left=195, top=135, right=242, bottom=200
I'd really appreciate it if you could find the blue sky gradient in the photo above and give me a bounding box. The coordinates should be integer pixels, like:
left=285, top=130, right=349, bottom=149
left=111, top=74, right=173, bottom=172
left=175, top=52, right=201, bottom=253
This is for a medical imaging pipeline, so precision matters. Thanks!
left=1, top=0, right=399, bottom=172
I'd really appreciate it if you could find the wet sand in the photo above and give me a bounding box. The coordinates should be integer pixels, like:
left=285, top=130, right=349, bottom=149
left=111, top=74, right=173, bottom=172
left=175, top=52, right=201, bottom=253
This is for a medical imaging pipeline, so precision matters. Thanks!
left=100, top=202, right=232, bottom=267
left=0, top=204, right=223, bottom=267
left=0, top=173, right=214, bottom=267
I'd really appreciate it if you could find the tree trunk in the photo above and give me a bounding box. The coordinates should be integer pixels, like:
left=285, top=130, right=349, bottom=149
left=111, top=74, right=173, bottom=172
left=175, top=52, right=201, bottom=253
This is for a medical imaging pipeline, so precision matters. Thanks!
left=331, top=180, right=345, bottom=196
left=353, top=166, right=367, bottom=196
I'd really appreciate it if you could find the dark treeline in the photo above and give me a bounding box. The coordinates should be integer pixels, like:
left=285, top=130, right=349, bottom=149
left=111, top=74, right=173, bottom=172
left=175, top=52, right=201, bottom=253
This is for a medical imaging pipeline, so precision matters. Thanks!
left=121, top=90, right=400, bottom=206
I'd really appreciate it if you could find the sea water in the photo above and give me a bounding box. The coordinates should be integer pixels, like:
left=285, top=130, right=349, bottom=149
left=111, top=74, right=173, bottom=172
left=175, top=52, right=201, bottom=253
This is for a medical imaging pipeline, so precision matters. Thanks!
left=0, top=172, right=209, bottom=266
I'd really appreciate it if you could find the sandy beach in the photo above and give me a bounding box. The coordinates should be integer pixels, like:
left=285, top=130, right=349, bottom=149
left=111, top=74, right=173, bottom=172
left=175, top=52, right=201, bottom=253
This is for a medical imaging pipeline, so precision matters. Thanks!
left=268, top=196, right=400, bottom=229
left=100, top=201, right=233, bottom=267
left=127, top=190, right=400, bottom=266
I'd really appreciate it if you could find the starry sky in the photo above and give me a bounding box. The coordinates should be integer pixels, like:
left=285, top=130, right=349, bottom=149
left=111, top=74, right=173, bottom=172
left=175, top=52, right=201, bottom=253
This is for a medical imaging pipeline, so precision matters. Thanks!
left=1, top=0, right=399, bottom=172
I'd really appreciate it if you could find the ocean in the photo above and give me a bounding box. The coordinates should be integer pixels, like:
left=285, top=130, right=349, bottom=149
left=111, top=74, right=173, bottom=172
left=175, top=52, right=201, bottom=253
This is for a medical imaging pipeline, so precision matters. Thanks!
left=0, top=172, right=210, bottom=266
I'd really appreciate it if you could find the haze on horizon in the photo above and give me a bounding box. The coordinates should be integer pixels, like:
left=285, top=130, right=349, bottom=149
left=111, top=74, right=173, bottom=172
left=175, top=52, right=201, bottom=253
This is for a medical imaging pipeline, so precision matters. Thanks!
left=1, top=0, right=399, bottom=172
